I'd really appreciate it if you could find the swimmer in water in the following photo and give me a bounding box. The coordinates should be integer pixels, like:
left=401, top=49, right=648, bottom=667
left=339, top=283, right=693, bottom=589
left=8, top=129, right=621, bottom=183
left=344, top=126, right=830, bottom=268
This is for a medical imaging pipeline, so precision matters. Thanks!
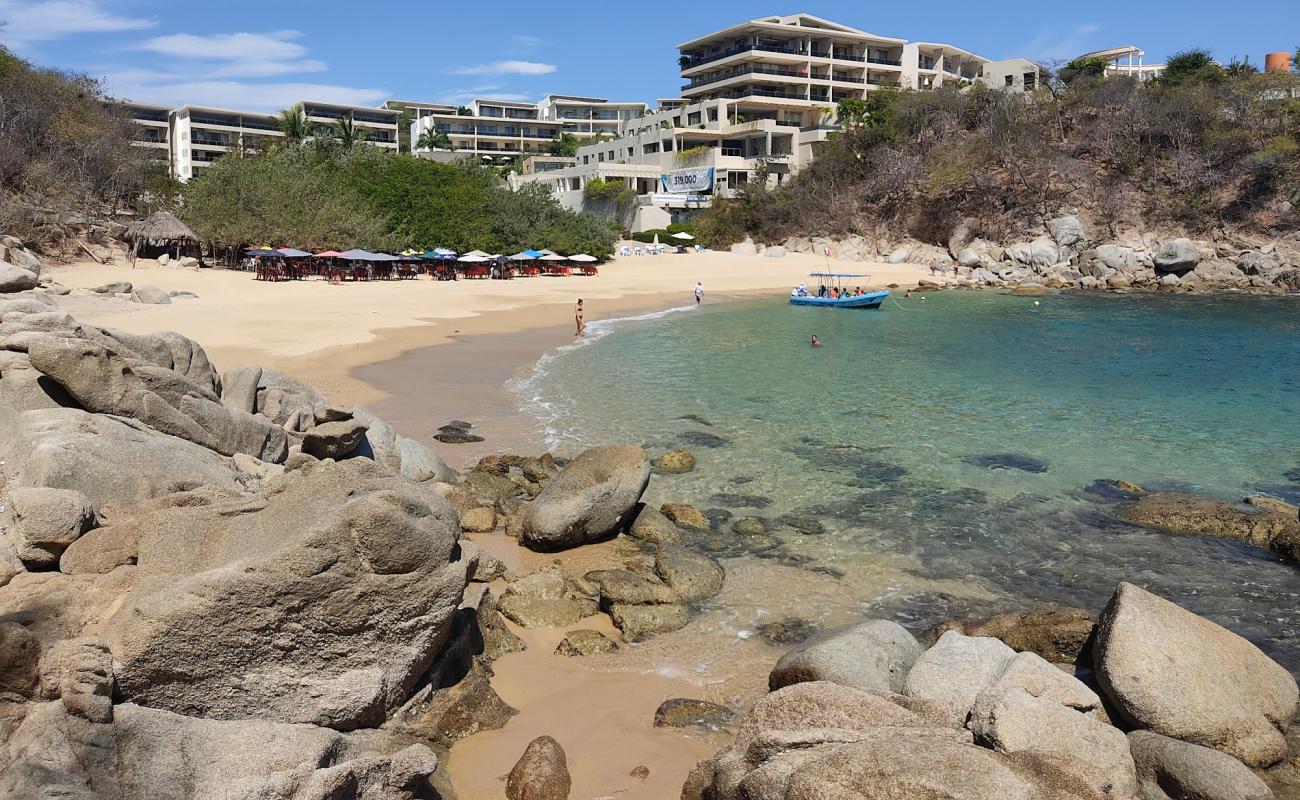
left=810, top=335, right=822, bottom=348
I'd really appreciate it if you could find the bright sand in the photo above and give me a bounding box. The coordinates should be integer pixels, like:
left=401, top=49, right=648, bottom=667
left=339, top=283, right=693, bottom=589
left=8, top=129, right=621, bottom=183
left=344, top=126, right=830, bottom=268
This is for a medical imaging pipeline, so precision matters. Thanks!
left=41, top=250, right=936, bottom=799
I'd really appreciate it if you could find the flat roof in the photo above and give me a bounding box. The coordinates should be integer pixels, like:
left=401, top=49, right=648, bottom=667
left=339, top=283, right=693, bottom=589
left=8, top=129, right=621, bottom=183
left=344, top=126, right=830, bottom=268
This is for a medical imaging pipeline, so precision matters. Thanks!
left=678, top=13, right=905, bottom=50
left=303, top=101, right=399, bottom=116
left=474, top=98, right=539, bottom=108
left=111, top=100, right=172, bottom=112
left=912, top=42, right=991, bottom=62
left=550, top=97, right=647, bottom=107
left=1076, top=45, right=1145, bottom=61
left=383, top=99, right=456, bottom=110
left=176, top=104, right=279, bottom=120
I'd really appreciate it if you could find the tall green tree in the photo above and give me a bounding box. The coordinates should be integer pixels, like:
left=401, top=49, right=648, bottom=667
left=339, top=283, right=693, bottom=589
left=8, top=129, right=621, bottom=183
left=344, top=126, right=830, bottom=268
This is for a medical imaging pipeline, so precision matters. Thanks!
left=276, top=103, right=309, bottom=143
left=331, top=115, right=361, bottom=147
left=415, top=127, right=453, bottom=151
left=1161, top=49, right=1223, bottom=85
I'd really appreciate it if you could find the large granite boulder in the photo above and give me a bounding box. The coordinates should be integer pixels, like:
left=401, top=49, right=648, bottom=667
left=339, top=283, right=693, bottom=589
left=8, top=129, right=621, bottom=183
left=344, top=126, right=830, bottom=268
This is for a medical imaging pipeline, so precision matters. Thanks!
left=100, top=459, right=471, bottom=730
left=1128, top=730, right=1272, bottom=800
left=520, top=444, right=651, bottom=551
left=769, top=619, right=922, bottom=693
left=11, top=407, right=240, bottom=506
left=0, top=265, right=39, bottom=293
left=1154, top=238, right=1201, bottom=275
left=75, top=324, right=220, bottom=393
left=397, top=437, right=457, bottom=483
left=1048, top=215, right=1089, bottom=252
left=971, top=687, right=1138, bottom=799
left=0, top=701, right=440, bottom=800
left=27, top=337, right=287, bottom=462
left=131, top=284, right=172, bottom=305
left=1094, top=582, right=1298, bottom=767
left=300, top=417, right=369, bottom=459
left=4, top=486, right=97, bottom=567
left=903, top=630, right=1016, bottom=725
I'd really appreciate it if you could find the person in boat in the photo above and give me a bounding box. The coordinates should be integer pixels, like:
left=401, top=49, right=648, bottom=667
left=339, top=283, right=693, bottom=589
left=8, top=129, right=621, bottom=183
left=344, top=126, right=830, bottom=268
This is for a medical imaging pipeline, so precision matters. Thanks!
left=818, top=284, right=827, bottom=298
left=810, top=335, right=821, bottom=347
left=829, top=287, right=839, bottom=299
left=790, top=286, right=800, bottom=297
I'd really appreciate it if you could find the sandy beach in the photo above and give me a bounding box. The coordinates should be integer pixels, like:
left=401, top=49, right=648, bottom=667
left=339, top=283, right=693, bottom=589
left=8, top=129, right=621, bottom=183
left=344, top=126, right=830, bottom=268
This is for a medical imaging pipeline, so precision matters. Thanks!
left=38, top=249, right=938, bottom=799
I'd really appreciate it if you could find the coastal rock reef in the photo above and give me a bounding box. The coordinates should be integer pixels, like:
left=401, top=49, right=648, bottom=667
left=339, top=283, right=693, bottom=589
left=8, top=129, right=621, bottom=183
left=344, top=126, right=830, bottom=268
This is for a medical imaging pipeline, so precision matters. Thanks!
left=0, top=297, right=487, bottom=798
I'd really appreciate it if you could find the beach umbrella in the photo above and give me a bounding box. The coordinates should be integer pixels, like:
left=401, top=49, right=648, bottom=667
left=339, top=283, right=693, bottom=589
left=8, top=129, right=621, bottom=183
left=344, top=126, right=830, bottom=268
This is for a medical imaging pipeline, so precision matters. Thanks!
left=569, top=254, right=598, bottom=263
left=338, top=249, right=376, bottom=260
left=458, top=254, right=489, bottom=263
left=523, top=249, right=545, bottom=258
left=671, top=232, right=695, bottom=240
left=463, top=250, right=490, bottom=258
left=509, top=251, right=537, bottom=261
left=538, top=249, right=557, bottom=256
left=245, top=247, right=280, bottom=257
left=539, top=254, right=568, bottom=262
left=434, top=247, right=457, bottom=257
left=315, top=250, right=343, bottom=258
left=277, top=248, right=312, bottom=257
left=368, top=252, right=400, bottom=262
left=417, top=250, right=441, bottom=260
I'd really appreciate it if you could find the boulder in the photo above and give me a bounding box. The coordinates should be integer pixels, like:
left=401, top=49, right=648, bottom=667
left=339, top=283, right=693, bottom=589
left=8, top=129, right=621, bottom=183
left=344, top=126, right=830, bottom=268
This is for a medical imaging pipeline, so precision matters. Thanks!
left=157, top=253, right=170, bottom=266
left=0, top=621, right=41, bottom=697
left=903, top=630, right=1016, bottom=725
left=608, top=603, right=690, bottom=639
left=11, top=408, right=240, bottom=506
left=984, top=651, right=1100, bottom=711
left=498, top=570, right=599, bottom=628
left=300, top=417, right=369, bottom=460
left=555, top=629, right=618, bottom=657
left=654, top=698, right=735, bottom=730
left=769, top=620, right=922, bottom=694
left=886, top=246, right=912, bottom=264
left=764, top=246, right=787, bottom=258
left=397, top=437, right=456, bottom=483
left=1128, top=730, right=1272, bottom=800
left=1029, top=239, right=1061, bottom=267
left=507, top=735, right=571, bottom=800
left=395, top=661, right=516, bottom=747
left=101, top=460, right=471, bottom=730
left=586, top=568, right=680, bottom=607
left=520, top=444, right=650, bottom=551
left=654, top=544, right=724, bottom=603
left=1120, top=492, right=1300, bottom=563
left=1094, top=582, right=1298, bottom=767
left=4, top=486, right=97, bottom=567
left=660, top=502, right=709, bottom=530
left=178, top=256, right=199, bottom=268
left=1010, top=283, right=1050, bottom=296
left=731, top=241, right=758, bottom=256
left=1048, top=215, right=1089, bottom=252
left=757, top=617, right=819, bottom=645
left=3, top=243, right=41, bottom=271
left=0, top=265, right=39, bottom=293
left=130, top=284, right=172, bottom=305
left=931, top=606, right=1096, bottom=665
left=459, top=506, right=497, bottom=533
left=970, top=687, right=1138, bottom=799
left=626, top=504, right=685, bottom=544
left=1154, top=238, right=1201, bottom=275
left=0, top=701, right=441, bottom=800
left=92, top=281, right=132, bottom=294
left=653, top=447, right=696, bottom=474
left=26, top=337, right=287, bottom=462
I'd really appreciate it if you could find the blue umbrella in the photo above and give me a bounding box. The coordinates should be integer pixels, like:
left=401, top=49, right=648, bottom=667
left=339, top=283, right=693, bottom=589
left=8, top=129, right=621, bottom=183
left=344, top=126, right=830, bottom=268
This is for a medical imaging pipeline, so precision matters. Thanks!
left=523, top=249, right=545, bottom=258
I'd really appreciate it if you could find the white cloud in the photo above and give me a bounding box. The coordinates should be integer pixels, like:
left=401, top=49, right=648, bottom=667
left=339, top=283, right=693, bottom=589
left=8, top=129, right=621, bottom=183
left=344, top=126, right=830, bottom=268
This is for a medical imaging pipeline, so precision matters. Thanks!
left=510, top=34, right=543, bottom=49
left=106, top=77, right=389, bottom=111
left=137, top=30, right=307, bottom=62
left=0, top=0, right=155, bottom=45
left=449, top=59, right=556, bottom=76
left=1023, top=23, right=1101, bottom=64
left=434, top=83, right=531, bottom=105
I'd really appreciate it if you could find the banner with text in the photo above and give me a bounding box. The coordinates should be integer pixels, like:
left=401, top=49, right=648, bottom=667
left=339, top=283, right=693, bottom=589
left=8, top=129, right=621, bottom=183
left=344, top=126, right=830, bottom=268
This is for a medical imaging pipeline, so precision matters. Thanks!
left=660, top=167, right=715, bottom=194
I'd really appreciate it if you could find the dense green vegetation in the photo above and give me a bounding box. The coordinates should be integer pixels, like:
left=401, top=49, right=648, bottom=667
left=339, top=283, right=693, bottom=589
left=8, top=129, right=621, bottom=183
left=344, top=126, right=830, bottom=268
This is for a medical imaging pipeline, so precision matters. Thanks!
left=180, top=143, right=618, bottom=254
left=694, top=64, right=1300, bottom=246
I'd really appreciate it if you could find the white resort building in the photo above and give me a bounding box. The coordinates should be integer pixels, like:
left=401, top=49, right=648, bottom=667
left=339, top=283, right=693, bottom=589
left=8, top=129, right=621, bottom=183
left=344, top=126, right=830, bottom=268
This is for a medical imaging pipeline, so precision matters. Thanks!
left=538, top=95, right=649, bottom=139
left=170, top=106, right=284, bottom=182
left=116, top=102, right=172, bottom=164
left=509, top=13, right=1043, bottom=231
left=1075, top=46, right=1167, bottom=81
left=410, top=99, right=562, bottom=164
left=302, top=102, right=400, bottom=149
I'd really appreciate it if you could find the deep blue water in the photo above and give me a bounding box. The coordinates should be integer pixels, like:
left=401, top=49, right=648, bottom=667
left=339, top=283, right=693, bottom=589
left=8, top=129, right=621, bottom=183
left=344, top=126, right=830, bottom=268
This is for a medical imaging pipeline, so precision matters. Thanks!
left=516, top=291, right=1300, bottom=666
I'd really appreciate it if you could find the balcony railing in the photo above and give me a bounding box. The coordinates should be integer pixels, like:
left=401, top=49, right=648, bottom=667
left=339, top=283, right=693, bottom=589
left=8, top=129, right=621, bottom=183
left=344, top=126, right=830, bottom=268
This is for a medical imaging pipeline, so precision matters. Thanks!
left=724, top=86, right=807, bottom=100
left=191, top=136, right=230, bottom=147
left=868, top=56, right=903, bottom=67
left=684, top=63, right=821, bottom=91
left=867, top=77, right=900, bottom=86
left=682, top=42, right=808, bottom=68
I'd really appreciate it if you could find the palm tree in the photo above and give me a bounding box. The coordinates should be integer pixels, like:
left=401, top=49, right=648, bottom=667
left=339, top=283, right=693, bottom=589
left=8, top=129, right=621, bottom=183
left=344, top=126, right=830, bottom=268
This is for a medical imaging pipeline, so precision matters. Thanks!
left=276, top=103, right=309, bottom=143
left=415, top=128, right=453, bottom=151
left=332, top=114, right=361, bottom=148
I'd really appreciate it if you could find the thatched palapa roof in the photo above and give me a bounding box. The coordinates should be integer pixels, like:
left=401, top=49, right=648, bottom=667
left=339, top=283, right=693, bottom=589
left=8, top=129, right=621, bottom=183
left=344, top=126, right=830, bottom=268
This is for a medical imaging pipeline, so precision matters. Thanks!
left=125, top=211, right=198, bottom=243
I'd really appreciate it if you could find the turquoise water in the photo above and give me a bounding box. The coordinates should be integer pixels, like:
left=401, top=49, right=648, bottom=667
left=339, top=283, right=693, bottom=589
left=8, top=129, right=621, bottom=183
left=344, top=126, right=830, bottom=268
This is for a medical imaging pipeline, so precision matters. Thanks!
left=516, top=291, right=1300, bottom=666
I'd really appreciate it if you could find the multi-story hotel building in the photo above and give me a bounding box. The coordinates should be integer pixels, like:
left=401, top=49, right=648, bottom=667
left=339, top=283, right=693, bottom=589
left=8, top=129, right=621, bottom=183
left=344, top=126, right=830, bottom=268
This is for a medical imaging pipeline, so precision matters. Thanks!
left=115, top=101, right=172, bottom=165
left=1074, top=46, right=1167, bottom=81
left=537, top=95, right=649, bottom=139
left=410, top=99, right=562, bottom=164
left=170, top=105, right=284, bottom=181
left=302, top=102, right=400, bottom=149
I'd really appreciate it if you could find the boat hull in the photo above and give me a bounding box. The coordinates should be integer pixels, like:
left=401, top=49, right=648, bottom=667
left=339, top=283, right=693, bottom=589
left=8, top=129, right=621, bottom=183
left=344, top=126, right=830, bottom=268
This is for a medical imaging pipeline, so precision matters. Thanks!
left=789, top=291, right=888, bottom=309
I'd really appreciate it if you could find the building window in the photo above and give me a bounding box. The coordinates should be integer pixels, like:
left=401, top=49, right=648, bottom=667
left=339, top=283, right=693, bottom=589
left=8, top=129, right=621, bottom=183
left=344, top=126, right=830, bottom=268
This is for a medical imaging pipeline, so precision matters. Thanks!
left=1023, top=73, right=1036, bottom=90
left=708, top=109, right=718, bottom=122
left=687, top=112, right=701, bottom=125
left=1005, top=75, right=1014, bottom=87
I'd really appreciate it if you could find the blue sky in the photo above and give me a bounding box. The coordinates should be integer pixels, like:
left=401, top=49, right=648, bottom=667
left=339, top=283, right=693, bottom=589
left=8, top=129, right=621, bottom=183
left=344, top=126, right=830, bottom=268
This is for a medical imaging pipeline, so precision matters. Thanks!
left=1, top=0, right=1294, bottom=111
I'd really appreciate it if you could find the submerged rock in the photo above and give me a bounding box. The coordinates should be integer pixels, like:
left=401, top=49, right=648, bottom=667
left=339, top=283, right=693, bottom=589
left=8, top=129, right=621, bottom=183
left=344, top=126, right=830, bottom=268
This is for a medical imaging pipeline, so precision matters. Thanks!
left=1120, top=491, right=1300, bottom=562
left=608, top=603, right=690, bottom=639
left=678, top=430, right=730, bottom=448
left=1083, top=479, right=1147, bottom=502
left=1094, top=582, right=1298, bottom=767
left=756, top=617, right=819, bottom=645
left=654, top=698, right=735, bottom=731
left=654, top=544, right=724, bottom=603
left=626, top=504, right=684, bottom=544
left=962, top=453, right=1049, bottom=473
left=709, top=492, right=772, bottom=509
left=660, top=502, right=709, bottom=530
left=653, top=447, right=697, bottom=474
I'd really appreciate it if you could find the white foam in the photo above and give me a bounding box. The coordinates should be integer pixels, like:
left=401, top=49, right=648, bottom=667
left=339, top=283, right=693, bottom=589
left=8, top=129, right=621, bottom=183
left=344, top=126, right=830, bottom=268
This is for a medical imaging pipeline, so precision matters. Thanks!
left=508, top=304, right=697, bottom=450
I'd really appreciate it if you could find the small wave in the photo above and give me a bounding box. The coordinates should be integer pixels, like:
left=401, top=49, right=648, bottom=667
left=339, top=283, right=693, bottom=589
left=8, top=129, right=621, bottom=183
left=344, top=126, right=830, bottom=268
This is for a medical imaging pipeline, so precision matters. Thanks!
left=508, top=303, right=698, bottom=450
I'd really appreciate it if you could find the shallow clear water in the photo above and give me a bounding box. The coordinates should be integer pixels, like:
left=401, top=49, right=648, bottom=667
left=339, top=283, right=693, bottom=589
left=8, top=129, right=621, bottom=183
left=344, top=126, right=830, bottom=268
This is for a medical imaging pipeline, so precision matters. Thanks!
left=515, top=291, right=1300, bottom=667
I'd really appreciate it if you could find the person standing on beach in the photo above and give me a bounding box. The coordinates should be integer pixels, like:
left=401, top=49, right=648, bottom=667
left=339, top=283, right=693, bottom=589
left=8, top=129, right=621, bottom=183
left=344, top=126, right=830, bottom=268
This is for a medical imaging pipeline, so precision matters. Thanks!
left=575, top=299, right=585, bottom=336
left=695, top=282, right=703, bottom=306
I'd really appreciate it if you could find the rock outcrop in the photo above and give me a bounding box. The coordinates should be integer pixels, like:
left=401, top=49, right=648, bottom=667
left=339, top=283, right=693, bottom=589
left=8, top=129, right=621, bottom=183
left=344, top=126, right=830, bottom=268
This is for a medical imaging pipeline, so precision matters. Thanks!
left=769, top=619, right=922, bottom=693
left=1094, top=582, right=1298, bottom=767
left=520, top=444, right=651, bottom=551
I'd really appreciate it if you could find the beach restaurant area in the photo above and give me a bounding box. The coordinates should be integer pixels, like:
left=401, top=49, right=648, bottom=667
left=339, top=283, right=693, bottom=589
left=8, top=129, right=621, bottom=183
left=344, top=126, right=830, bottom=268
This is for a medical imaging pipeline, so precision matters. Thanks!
left=242, top=247, right=602, bottom=282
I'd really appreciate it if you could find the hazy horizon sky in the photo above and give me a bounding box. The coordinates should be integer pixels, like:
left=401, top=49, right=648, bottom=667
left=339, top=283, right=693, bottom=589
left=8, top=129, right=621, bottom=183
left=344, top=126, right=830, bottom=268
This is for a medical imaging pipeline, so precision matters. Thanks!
left=1, top=0, right=1294, bottom=111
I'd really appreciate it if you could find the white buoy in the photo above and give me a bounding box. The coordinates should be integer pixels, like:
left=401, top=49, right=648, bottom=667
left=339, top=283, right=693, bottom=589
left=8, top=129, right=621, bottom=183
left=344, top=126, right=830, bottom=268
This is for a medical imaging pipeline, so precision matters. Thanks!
left=1034, top=300, right=1040, bottom=306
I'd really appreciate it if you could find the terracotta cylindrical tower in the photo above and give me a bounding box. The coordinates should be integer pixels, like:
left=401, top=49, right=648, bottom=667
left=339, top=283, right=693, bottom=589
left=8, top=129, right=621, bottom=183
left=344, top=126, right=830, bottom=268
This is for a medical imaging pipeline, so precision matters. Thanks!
left=1265, top=52, right=1292, bottom=73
